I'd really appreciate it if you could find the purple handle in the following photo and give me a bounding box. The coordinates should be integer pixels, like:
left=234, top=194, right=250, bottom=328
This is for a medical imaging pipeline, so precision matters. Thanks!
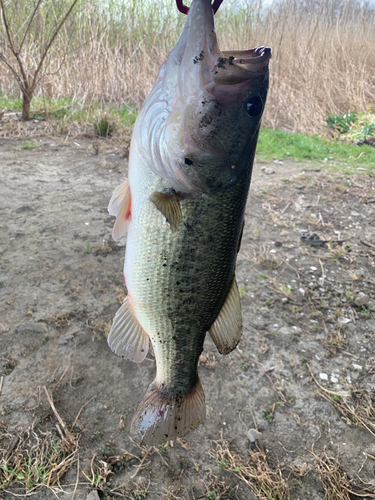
left=176, top=0, right=224, bottom=15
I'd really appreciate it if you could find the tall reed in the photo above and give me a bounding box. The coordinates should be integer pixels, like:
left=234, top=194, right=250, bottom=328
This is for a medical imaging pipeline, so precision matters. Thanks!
left=1, top=0, right=374, bottom=133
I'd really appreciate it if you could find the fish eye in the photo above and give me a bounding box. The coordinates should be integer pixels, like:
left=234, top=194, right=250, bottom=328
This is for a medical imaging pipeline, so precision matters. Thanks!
left=246, top=96, right=263, bottom=118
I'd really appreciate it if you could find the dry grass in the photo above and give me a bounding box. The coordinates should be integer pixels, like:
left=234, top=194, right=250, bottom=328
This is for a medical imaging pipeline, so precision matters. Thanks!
left=0, top=388, right=79, bottom=495
left=0, top=423, right=77, bottom=493
left=308, top=364, right=375, bottom=438
left=198, top=350, right=219, bottom=369
left=210, top=436, right=290, bottom=500
left=1, top=0, right=375, bottom=133
left=313, top=445, right=375, bottom=499
left=320, top=387, right=375, bottom=437
left=0, top=109, right=133, bottom=146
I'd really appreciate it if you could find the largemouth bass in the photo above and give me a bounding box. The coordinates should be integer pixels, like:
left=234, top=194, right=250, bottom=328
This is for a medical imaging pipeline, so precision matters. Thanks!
left=108, top=0, right=271, bottom=445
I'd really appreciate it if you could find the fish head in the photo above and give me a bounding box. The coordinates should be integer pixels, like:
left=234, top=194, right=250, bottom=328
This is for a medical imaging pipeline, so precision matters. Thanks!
left=136, top=0, right=271, bottom=194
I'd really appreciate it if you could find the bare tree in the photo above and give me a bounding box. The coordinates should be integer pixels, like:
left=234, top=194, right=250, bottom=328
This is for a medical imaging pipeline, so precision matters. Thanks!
left=0, top=0, right=79, bottom=120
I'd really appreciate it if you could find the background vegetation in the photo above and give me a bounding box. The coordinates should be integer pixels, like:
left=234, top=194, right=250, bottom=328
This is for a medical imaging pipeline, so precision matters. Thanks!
left=0, top=0, right=375, bottom=134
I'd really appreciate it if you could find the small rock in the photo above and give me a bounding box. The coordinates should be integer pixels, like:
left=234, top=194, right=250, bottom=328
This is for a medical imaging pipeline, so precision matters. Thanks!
left=281, top=297, right=288, bottom=304
left=278, top=327, right=292, bottom=336
left=352, top=363, right=362, bottom=371
left=87, top=492, right=101, bottom=500
left=17, top=322, right=48, bottom=335
left=354, top=292, right=370, bottom=307
left=296, top=183, right=305, bottom=190
left=247, top=428, right=263, bottom=442
left=16, top=205, right=34, bottom=212
left=115, top=235, right=127, bottom=247
left=338, top=317, right=351, bottom=324
left=119, top=415, right=126, bottom=429
left=261, top=166, right=275, bottom=174
left=319, top=373, right=328, bottom=381
left=274, top=241, right=282, bottom=247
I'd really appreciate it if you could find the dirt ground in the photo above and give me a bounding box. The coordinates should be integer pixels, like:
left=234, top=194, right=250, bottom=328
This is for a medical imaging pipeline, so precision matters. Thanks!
left=0, top=137, right=374, bottom=500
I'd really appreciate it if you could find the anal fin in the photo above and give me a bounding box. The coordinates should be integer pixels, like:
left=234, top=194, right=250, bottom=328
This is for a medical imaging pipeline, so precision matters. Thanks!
left=150, top=189, right=182, bottom=232
left=108, top=297, right=149, bottom=363
left=130, top=376, right=205, bottom=445
left=209, top=278, right=242, bottom=355
left=108, top=179, right=132, bottom=240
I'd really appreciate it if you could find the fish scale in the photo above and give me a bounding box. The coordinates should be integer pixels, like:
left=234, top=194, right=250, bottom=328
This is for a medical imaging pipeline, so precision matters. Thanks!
left=107, top=0, right=271, bottom=445
left=129, top=178, right=249, bottom=394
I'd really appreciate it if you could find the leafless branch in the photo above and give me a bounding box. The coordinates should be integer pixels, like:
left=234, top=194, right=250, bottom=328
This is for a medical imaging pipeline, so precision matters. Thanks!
left=31, top=0, right=80, bottom=94
left=19, top=0, right=44, bottom=52
left=0, top=0, right=29, bottom=88
left=0, top=52, right=24, bottom=89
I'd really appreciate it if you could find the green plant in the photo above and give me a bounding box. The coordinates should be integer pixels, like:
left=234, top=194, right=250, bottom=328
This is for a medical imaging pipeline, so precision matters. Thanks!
left=262, top=409, right=273, bottom=423
left=21, top=141, right=36, bottom=149
left=206, top=492, right=217, bottom=500
left=94, top=116, right=115, bottom=137
left=326, top=110, right=358, bottom=134
left=265, top=331, right=277, bottom=338
left=241, top=361, right=250, bottom=372
left=159, top=442, right=167, bottom=453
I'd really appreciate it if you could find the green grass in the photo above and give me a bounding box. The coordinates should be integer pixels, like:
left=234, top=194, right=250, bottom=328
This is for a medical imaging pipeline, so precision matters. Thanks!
left=2, top=91, right=374, bottom=175
left=0, top=93, right=22, bottom=111
left=256, top=128, right=375, bottom=175
left=0, top=92, right=138, bottom=128
left=21, top=141, right=37, bottom=149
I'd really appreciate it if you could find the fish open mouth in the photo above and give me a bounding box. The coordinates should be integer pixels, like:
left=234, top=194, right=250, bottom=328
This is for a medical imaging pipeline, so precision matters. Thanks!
left=136, top=0, right=272, bottom=194
left=214, top=47, right=272, bottom=85
left=174, top=0, right=272, bottom=96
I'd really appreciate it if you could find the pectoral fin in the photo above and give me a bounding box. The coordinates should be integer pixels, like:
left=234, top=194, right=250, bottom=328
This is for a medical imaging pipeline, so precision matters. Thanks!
left=150, top=190, right=182, bottom=232
left=107, top=297, right=149, bottom=363
left=209, top=278, right=242, bottom=355
left=108, top=179, right=131, bottom=240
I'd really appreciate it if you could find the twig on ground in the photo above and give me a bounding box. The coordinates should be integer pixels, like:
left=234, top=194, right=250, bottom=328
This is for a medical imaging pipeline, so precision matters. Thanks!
left=43, top=386, right=76, bottom=452
left=52, top=365, right=71, bottom=394
left=71, top=393, right=98, bottom=430
left=130, top=448, right=152, bottom=479
left=71, top=454, right=80, bottom=500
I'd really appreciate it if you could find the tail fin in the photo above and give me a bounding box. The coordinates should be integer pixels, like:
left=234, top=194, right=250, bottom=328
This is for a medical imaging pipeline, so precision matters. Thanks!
left=130, top=377, right=205, bottom=445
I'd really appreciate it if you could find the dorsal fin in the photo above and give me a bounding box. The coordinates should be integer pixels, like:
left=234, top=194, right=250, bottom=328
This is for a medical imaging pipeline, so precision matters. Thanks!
left=108, top=179, right=131, bottom=240
left=209, top=278, right=242, bottom=355
left=107, top=297, right=149, bottom=363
